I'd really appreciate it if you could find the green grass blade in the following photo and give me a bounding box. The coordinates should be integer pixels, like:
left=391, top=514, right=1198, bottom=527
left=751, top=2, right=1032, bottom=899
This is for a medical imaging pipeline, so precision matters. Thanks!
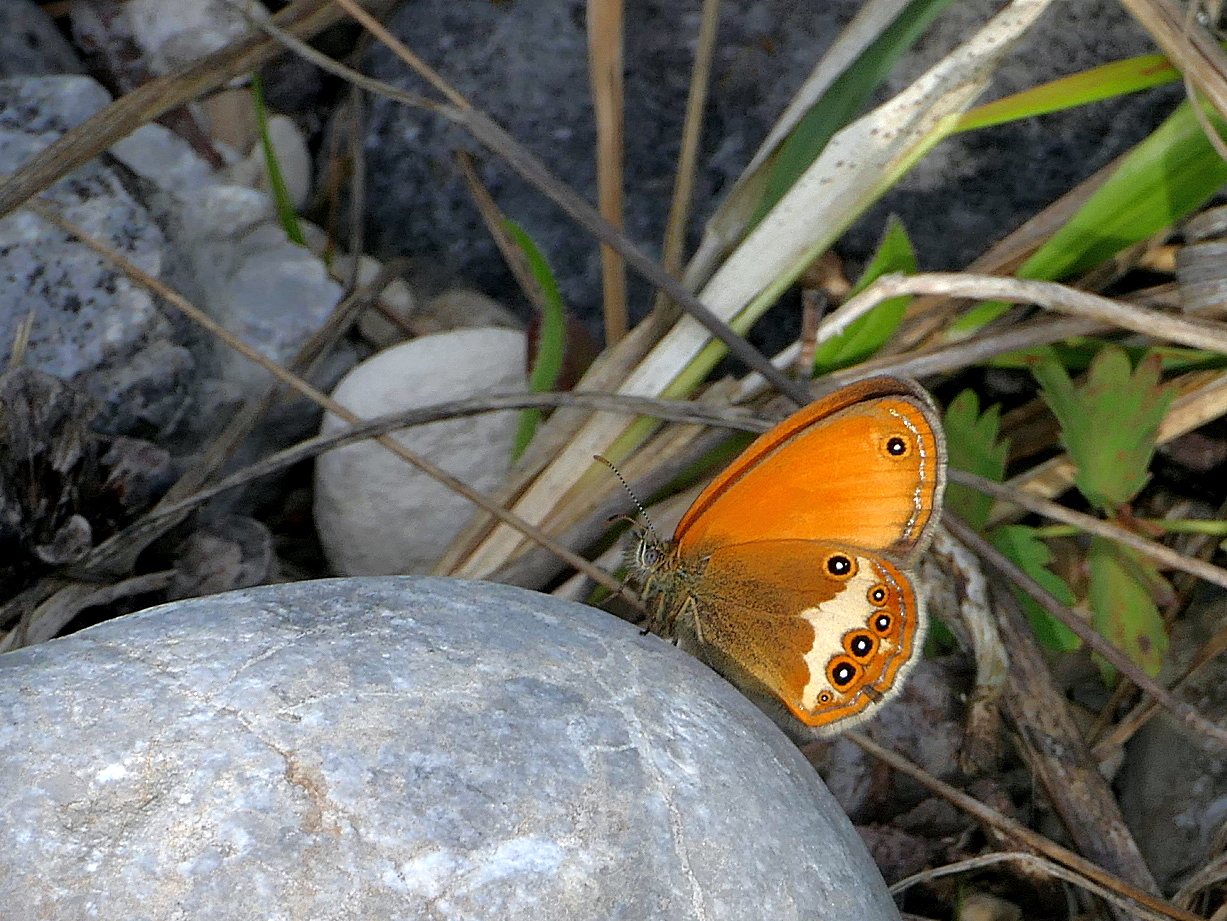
left=955, top=53, right=1180, bottom=132
left=250, top=72, right=306, bottom=247
left=504, top=220, right=566, bottom=460
left=811, top=217, right=916, bottom=374
left=953, top=99, right=1227, bottom=334
left=1025, top=101, right=1227, bottom=280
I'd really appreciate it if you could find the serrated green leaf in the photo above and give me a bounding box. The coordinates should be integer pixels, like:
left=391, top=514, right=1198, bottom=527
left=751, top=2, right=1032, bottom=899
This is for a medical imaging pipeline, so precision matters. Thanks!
left=811, top=218, right=915, bottom=374
left=990, top=525, right=1081, bottom=652
left=1033, top=346, right=1175, bottom=511
left=943, top=389, right=1008, bottom=531
left=504, top=220, right=566, bottom=460
left=1087, top=537, right=1168, bottom=678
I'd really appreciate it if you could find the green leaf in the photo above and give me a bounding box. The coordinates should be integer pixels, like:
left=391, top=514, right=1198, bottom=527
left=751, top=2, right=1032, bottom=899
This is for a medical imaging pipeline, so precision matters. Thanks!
left=989, top=525, right=1081, bottom=652
left=951, top=99, right=1227, bottom=334
left=752, top=0, right=958, bottom=227
left=811, top=218, right=915, bottom=374
left=1033, top=346, right=1174, bottom=511
left=250, top=72, right=306, bottom=247
left=1087, top=537, right=1168, bottom=678
left=503, top=220, right=566, bottom=460
left=943, top=389, right=1008, bottom=531
left=954, top=53, right=1181, bottom=133
left=1028, top=101, right=1227, bottom=281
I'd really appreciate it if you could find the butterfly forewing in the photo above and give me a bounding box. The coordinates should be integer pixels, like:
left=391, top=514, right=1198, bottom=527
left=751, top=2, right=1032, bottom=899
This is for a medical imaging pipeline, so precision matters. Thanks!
left=674, top=380, right=944, bottom=563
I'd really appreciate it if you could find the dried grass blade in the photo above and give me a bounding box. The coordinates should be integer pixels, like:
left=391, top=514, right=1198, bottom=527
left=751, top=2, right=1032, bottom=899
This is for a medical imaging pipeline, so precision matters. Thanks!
left=850, top=730, right=1202, bottom=921
left=822, top=272, right=1227, bottom=354
left=685, top=0, right=917, bottom=287
left=1118, top=0, right=1227, bottom=122
left=657, top=0, right=721, bottom=285
left=0, top=0, right=350, bottom=219
left=588, top=0, right=628, bottom=343
left=447, top=0, right=1056, bottom=580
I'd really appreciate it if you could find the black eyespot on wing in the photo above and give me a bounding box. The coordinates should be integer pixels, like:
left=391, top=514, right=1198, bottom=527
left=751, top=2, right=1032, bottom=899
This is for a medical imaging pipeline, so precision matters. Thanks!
left=868, top=585, right=888, bottom=605
left=872, top=612, right=893, bottom=634
left=829, top=658, right=858, bottom=688
left=825, top=554, right=856, bottom=578
left=847, top=632, right=875, bottom=659
left=886, top=435, right=909, bottom=457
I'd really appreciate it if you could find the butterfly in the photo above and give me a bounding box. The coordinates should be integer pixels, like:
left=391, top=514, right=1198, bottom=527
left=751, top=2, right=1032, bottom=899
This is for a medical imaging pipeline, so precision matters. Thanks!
left=629, top=377, right=946, bottom=734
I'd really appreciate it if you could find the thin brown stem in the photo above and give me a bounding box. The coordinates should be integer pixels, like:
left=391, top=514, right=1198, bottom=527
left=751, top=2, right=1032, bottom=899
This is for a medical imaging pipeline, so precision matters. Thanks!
left=947, top=516, right=1227, bottom=749
left=26, top=199, right=625, bottom=595
left=241, top=0, right=811, bottom=404
left=950, top=470, right=1227, bottom=592
left=588, top=0, right=628, bottom=344
left=848, top=731, right=1201, bottom=921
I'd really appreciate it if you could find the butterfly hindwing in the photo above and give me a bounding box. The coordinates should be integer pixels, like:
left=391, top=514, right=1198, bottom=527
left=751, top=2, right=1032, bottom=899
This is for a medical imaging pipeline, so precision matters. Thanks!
left=678, top=539, right=925, bottom=730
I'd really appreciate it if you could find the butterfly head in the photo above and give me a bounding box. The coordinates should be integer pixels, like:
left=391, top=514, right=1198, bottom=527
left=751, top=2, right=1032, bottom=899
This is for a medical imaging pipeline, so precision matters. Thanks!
left=595, top=453, right=684, bottom=621
left=626, top=525, right=672, bottom=597
left=626, top=524, right=705, bottom=642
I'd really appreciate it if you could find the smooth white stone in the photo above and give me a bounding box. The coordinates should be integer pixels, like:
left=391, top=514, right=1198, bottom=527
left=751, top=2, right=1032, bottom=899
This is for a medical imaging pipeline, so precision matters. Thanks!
left=315, top=327, right=526, bottom=575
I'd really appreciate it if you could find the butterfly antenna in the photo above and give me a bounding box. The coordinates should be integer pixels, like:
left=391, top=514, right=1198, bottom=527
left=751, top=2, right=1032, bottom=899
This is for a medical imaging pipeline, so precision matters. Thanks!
left=594, top=455, right=659, bottom=540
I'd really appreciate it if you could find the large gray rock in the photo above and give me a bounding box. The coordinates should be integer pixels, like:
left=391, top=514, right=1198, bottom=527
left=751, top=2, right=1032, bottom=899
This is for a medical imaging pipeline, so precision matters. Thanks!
left=0, top=75, right=181, bottom=436
left=0, top=70, right=349, bottom=469
left=0, top=577, right=898, bottom=920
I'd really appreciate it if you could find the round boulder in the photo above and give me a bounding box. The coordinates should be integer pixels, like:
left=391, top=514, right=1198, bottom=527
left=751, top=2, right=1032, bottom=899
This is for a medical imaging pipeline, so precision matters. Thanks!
left=0, top=577, right=899, bottom=920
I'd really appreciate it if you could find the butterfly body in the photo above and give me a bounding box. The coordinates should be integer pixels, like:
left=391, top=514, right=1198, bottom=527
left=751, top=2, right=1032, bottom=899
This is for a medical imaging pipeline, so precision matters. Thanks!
left=630, top=377, right=946, bottom=734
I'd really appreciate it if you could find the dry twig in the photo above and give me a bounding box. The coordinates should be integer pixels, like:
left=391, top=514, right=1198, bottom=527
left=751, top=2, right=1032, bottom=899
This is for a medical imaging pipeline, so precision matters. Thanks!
left=849, top=731, right=1200, bottom=921
left=25, top=199, right=624, bottom=595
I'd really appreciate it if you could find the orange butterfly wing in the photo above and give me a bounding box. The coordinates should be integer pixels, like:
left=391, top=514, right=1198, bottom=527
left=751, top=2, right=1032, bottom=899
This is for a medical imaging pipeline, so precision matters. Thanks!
left=685, top=539, right=924, bottom=728
left=642, top=377, right=945, bottom=731
left=673, top=377, right=944, bottom=564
